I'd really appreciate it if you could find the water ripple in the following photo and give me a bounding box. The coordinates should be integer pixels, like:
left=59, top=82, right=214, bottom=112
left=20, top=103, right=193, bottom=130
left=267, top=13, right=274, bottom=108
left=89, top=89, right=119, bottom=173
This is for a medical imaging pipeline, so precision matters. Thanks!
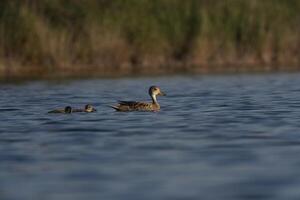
left=1, top=74, right=300, bottom=200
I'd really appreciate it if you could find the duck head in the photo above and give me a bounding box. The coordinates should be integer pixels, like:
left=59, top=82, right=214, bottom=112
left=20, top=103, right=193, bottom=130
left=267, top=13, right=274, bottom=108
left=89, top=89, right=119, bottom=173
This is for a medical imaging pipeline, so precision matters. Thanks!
left=85, top=104, right=97, bottom=112
left=149, top=86, right=166, bottom=104
left=149, top=86, right=166, bottom=97
left=64, top=106, right=72, bottom=113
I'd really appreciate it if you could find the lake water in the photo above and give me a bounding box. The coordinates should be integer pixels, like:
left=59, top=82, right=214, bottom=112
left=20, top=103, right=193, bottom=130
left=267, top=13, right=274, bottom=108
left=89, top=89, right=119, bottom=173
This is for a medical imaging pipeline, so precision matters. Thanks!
left=1, top=73, right=300, bottom=200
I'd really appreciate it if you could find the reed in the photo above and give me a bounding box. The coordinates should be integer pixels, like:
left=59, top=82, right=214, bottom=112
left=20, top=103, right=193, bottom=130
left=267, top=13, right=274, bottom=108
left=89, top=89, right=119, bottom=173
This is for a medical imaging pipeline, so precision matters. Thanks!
left=0, top=0, right=300, bottom=79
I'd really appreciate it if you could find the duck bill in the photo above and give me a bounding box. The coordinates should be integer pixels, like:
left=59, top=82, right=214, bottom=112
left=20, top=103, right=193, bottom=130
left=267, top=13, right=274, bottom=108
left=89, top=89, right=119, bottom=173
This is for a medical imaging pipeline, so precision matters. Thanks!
left=159, top=91, right=166, bottom=96
left=93, top=108, right=97, bottom=112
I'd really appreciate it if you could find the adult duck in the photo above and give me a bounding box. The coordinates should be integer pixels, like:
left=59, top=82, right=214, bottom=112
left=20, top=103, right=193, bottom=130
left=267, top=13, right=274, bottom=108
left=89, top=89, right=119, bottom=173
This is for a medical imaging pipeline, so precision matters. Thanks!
left=111, top=86, right=166, bottom=112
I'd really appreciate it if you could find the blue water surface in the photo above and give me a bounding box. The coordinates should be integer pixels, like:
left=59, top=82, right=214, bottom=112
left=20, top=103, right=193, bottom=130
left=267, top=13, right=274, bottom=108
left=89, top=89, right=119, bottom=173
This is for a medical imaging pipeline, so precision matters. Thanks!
left=1, top=73, right=300, bottom=200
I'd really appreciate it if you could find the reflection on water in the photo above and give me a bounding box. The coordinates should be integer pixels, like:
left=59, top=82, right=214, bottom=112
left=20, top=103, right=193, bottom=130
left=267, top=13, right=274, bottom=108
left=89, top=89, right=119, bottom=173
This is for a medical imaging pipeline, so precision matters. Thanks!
left=1, top=73, right=300, bottom=200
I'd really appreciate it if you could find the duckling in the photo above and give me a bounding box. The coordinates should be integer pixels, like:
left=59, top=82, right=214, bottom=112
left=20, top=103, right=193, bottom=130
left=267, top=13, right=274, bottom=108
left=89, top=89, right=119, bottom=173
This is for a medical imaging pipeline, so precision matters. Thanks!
left=110, top=86, right=166, bottom=112
left=48, top=106, right=73, bottom=114
left=84, top=104, right=97, bottom=112
left=73, top=104, right=97, bottom=113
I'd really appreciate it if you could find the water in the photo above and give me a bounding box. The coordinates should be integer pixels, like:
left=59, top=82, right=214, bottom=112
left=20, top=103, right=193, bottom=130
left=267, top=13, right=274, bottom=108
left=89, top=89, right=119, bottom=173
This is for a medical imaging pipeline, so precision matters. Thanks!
left=1, top=73, right=300, bottom=200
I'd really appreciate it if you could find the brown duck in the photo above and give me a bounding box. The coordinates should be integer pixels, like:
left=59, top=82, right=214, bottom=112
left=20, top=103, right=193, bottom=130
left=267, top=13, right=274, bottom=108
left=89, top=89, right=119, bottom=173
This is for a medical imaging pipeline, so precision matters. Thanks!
left=110, top=86, right=166, bottom=112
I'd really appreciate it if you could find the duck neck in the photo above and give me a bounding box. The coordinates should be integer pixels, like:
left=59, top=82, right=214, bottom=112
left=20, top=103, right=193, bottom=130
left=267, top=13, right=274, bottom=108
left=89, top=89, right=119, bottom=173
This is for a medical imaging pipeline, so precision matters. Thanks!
left=151, top=94, right=158, bottom=104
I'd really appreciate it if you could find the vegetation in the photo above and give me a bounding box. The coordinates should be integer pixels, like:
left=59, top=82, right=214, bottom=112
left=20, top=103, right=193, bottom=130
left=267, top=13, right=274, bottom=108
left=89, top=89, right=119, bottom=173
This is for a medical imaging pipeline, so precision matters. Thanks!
left=0, top=0, right=300, bottom=79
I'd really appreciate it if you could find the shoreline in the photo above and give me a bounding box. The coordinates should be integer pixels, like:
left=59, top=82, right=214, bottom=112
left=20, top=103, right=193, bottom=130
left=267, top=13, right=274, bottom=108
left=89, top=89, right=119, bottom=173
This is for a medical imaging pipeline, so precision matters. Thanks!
left=1, top=63, right=299, bottom=82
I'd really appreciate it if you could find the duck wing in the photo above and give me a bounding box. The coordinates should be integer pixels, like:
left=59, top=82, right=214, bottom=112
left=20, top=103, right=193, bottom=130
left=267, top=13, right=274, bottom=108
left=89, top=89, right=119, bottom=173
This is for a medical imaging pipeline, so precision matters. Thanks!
left=111, top=101, right=152, bottom=111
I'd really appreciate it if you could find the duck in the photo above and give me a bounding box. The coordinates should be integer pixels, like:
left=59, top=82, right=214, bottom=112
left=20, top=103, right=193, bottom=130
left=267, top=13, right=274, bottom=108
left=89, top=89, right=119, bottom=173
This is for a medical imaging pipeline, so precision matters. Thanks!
left=48, top=104, right=97, bottom=114
left=48, top=106, right=73, bottom=114
left=110, top=86, right=166, bottom=112
left=73, top=104, right=97, bottom=113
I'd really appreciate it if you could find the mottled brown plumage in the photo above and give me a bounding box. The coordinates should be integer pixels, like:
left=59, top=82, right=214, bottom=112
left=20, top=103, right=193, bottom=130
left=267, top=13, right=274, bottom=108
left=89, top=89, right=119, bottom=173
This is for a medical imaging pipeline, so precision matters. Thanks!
left=111, top=86, right=166, bottom=112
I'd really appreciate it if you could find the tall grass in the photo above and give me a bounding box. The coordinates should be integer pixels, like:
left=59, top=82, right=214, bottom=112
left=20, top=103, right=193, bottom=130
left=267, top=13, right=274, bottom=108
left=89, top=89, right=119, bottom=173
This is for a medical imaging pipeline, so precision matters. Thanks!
left=0, top=0, right=299, bottom=78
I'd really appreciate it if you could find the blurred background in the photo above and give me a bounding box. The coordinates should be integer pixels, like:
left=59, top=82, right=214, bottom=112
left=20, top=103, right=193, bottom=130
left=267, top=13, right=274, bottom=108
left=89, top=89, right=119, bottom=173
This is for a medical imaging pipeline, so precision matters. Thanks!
left=0, top=0, right=300, bottom=80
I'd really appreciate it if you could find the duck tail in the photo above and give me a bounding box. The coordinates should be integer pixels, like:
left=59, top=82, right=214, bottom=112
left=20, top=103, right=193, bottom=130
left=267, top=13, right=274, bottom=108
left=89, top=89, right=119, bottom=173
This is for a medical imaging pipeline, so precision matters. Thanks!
left=108, top=105, right=120, bottom=111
